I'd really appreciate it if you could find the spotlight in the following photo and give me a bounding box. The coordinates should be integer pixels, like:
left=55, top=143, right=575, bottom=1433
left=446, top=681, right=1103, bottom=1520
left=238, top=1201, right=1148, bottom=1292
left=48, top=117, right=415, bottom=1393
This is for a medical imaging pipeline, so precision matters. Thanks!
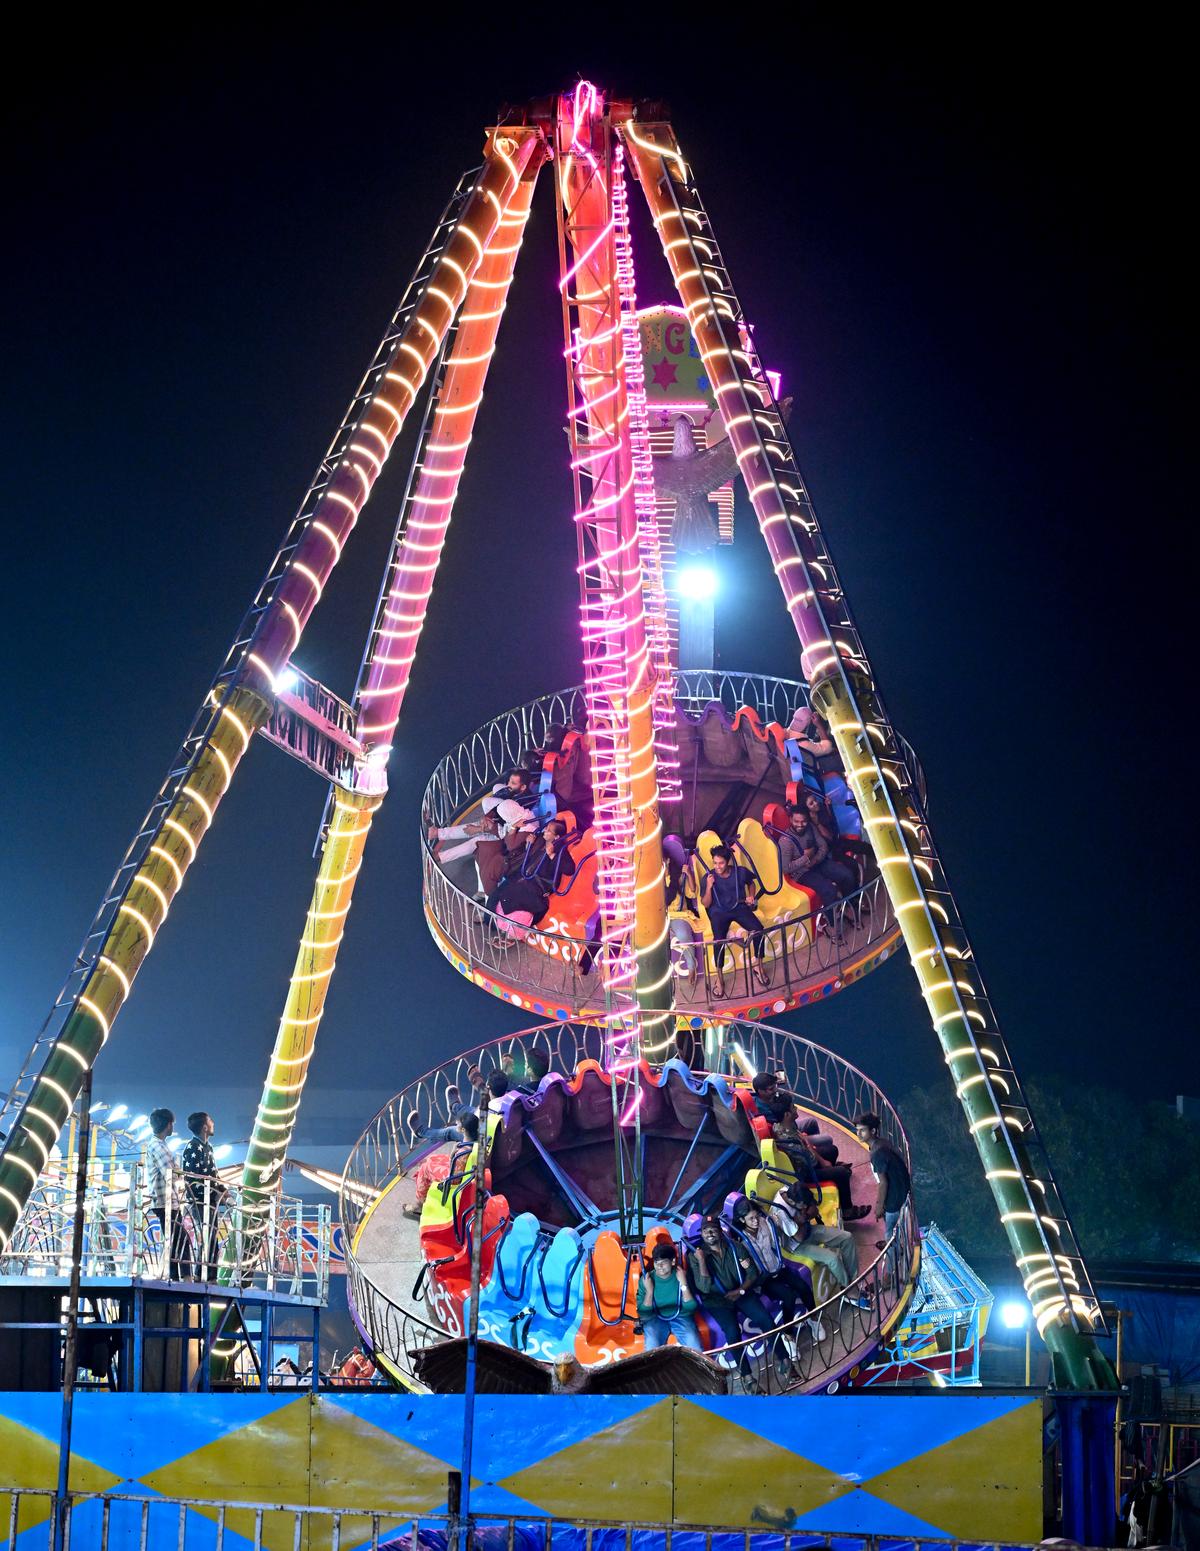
left=212, top=1145, right=233, bottom=1162
left=107, top=1104, right=128, bottom=1124
left=676, top=563, right=718, bottom=601
left=1000, top=1300, right=1030, bottom=1330
left=275, top=665, right=301, bottom=695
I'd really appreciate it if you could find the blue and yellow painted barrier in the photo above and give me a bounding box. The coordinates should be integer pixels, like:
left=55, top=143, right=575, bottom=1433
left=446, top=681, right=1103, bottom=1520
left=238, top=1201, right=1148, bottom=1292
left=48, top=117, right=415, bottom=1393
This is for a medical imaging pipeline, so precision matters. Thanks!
left=1, top=1392, right=1041, bottom=1546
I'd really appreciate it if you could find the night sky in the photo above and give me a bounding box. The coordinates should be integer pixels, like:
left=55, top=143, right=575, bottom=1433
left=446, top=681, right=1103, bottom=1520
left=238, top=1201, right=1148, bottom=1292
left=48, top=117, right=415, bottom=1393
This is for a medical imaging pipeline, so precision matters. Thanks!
left=2, top=20, right=1190, bottom=1141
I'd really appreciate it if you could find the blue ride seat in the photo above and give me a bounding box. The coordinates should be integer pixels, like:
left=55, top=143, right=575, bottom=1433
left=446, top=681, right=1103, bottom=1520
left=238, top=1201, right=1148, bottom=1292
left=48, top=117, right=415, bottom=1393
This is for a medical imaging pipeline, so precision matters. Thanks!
left=476, top=1212, right=544, bottom=1346
left=782, top=737, right=825, bottom=798
left=492, top=1211, right=542, bottom=1305
left=821, top=772, right=860, bottom=840
left=525, top=1226, right=586, bottom=1360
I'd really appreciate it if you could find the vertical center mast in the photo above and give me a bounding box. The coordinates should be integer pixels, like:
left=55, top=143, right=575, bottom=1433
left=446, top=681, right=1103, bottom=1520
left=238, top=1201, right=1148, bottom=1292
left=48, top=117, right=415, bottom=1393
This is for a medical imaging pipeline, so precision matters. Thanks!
left=555, top=85, right=671, bottom=1233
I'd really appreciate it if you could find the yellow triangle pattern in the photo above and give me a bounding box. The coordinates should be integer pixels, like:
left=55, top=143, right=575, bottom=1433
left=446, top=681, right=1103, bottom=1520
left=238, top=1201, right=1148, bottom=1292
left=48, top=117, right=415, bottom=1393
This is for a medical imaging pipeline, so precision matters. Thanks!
left=140, top=1397, right=453, bottom=1551
left=498, top=1399, right=674, bottom=1521
left=673, top=1398, right=854, bottom=1526
left=0, top=1414, right=121, bottom=1537
left=866, top=1400, right=1043, bottom=1544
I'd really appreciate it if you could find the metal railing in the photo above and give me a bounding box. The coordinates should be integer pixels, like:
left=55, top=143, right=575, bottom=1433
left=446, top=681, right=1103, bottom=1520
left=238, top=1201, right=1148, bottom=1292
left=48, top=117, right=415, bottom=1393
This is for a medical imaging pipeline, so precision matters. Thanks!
left=0, top=1170, right=329, bottom=1301
left=0, top=1490, right=1045, bottom=1551
left=422, top=670, right=925, bottom=828
left=341, top=1019, right=917, bottom=1394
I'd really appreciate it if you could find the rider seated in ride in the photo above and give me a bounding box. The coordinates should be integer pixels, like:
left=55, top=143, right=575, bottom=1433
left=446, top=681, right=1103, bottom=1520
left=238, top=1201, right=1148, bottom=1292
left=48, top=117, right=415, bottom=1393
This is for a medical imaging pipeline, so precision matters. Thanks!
left=636, top=1241, right=703, bottom=1352
left=666, top=853, right=700, bottom=979
left=701, top=845, right=769, bottom=996
left=402, top=1112, right=480, bottom=1221
left=776, top=802, right=850, bottom=935
left=485, top=818, right=576, bottom=925
left=776, top=1182, right=863, bottom=1291
left=731, top=1197, right=822, bottom=1338
left=686, top=1213, right=774, bottom=1348
left=513, top=1045, right=551, bottom=1095
left=770, top=1114, right=868, bottom=1220
left=787, top=707, right=842, bottom=776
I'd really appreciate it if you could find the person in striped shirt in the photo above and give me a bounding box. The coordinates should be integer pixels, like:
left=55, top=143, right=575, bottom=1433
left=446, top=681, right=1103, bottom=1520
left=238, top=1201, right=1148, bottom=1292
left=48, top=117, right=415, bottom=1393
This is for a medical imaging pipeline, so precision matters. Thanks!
left=144, top=1109, right=187, bottom=1280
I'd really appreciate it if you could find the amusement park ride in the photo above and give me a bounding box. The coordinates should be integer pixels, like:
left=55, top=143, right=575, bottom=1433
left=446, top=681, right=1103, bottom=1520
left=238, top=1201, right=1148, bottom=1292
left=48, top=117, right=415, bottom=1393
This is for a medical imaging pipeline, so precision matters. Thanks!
left=0, top=84, right=1116, bottom=1395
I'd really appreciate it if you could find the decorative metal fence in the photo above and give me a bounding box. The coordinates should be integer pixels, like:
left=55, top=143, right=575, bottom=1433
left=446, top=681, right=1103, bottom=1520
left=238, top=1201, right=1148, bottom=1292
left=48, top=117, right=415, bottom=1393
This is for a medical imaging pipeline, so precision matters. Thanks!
left=341, top=1019, right=917, bottom=1395
left=0, top=1173, right=329, bottom=1302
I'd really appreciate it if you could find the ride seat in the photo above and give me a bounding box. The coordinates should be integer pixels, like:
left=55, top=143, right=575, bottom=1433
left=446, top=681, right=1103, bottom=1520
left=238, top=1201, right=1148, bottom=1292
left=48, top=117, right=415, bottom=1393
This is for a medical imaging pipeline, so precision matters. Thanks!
left=735, top=818, right=814, bottom=938
left=525, top=828, right=598, bottom=964
left=490, top=1210, right=542, bottom=1307
left=762, top=801, right=790, bottom=835
left=539, top=1226, right=586, bottom=1321
left=576, top=1230, right=639, bottom=1363
left=820, top=773, right=860, bottom=839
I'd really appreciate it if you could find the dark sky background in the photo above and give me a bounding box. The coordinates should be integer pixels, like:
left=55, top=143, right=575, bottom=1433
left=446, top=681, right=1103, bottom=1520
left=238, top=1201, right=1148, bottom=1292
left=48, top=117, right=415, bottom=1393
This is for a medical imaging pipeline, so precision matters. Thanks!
left=1, top=19, right=1190, bottom=1141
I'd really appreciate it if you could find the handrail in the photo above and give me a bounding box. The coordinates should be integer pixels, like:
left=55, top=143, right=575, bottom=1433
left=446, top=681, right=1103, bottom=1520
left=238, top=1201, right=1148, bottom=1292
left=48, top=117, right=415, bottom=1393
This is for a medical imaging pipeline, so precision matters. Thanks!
left=425, top=843, right=899, bottom=1014
left=0, top=1488, right=1048, bottom=1551
left=0, top=1168, right=329, bottom=1302
left=341, top=1018, right=915, bottom=1394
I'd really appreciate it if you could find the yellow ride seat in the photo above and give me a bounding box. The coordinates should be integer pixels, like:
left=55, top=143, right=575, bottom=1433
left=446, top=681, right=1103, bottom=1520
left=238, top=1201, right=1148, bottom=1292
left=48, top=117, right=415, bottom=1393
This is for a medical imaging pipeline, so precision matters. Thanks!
left=758, top=1139, right=843, bottom=1228
left=690, top=828, right=757, bottom=978
left=734, top=817, right=813, bottom=941
left=742, top=1167, right=837, bottom=1303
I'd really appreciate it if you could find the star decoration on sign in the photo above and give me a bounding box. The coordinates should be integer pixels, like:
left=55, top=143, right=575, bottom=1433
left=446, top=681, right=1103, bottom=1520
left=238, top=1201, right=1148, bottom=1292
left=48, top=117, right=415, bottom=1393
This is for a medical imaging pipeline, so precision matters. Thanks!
left=650, top=359, right=678, bottom=388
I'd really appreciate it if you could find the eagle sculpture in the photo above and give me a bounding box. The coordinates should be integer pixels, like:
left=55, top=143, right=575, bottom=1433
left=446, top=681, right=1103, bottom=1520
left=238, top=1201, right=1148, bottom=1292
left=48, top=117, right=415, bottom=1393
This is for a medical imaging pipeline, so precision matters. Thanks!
left=654, top=401, right=792, bottom=555
left=411, top=1339, right=726, bottom=1395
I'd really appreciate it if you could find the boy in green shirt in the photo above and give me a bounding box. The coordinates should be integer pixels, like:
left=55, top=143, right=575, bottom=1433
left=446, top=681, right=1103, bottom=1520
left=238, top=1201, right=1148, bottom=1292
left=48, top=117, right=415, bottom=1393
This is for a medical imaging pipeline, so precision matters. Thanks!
left=636, top=1242, right=702, bottom=1351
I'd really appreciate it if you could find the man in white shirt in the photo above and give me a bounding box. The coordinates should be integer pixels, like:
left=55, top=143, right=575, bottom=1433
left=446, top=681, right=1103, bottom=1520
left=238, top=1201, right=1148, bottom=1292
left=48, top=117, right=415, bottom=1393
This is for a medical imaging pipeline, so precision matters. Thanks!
left=144, top=1108, right=187, bottom=1280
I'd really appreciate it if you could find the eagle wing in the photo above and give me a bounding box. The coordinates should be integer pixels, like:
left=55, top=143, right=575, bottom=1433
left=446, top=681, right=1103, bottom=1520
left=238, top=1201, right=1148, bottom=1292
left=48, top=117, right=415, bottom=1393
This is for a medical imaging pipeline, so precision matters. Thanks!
left=410, top=1338, right=555, bottom=1394
left=579, top=1346, right=726, bottom=1395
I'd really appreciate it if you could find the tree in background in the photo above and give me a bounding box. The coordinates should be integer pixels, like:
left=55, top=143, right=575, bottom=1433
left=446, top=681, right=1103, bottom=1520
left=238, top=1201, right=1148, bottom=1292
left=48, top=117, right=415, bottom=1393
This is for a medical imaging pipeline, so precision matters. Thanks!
left=897, top=1080, right=1199, bottom=1264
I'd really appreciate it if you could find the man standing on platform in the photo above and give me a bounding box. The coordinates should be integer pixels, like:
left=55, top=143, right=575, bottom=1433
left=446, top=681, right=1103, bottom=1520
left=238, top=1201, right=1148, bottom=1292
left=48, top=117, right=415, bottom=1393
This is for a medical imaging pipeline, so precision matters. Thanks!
left=181, top=1111, right=228, bottom=1280
left=145, top=1108, right=187, bottom=1280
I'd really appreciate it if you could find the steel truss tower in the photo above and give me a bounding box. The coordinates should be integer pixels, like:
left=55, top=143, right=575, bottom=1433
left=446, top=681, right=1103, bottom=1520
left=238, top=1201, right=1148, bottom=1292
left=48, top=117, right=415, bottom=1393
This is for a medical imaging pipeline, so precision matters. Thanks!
left=0, top=86, right=1113, bottom=1389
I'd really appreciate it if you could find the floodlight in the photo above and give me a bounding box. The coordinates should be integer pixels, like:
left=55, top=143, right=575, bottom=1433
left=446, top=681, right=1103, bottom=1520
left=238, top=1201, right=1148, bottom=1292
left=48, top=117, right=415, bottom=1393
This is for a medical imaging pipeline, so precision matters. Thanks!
left=676, top=563, right=718, bottom=601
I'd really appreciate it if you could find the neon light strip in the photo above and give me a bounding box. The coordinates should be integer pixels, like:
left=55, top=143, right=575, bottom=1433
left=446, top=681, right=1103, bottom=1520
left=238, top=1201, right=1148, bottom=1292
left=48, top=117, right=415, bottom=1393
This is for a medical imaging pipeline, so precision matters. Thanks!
left=612, top=147, right=680, bottom=805
left=558, top=88, right=641, bottom=1038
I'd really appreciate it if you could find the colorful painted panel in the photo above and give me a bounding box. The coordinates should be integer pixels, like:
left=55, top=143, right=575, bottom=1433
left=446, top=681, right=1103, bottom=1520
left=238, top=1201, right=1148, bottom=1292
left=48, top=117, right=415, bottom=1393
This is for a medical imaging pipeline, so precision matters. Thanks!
left=0, top=1392, right=1041, bottom=1547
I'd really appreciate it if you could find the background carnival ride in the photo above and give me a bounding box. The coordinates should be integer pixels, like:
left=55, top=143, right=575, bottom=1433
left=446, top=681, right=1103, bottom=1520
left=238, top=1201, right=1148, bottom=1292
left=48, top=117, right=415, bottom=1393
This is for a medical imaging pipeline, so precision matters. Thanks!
left=0, top=84, right=1113, bottom=1392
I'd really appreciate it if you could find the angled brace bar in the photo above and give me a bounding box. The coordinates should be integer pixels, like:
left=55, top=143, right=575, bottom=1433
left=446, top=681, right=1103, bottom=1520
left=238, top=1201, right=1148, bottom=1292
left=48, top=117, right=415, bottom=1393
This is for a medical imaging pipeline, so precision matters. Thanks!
left=624, top=118, right=1113, bottom=1390
left=0, top=125, right=544, bottom=1251
left=238, top=155, right=545, bottom=1209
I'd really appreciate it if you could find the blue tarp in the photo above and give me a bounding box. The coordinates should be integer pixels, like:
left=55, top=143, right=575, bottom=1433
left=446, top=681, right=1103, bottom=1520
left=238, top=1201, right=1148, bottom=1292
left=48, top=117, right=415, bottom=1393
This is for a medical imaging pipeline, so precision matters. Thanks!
left=381, top=1530, right=1008, bottom=1551
left=1096, top=1286, right=1200, bottom=1387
